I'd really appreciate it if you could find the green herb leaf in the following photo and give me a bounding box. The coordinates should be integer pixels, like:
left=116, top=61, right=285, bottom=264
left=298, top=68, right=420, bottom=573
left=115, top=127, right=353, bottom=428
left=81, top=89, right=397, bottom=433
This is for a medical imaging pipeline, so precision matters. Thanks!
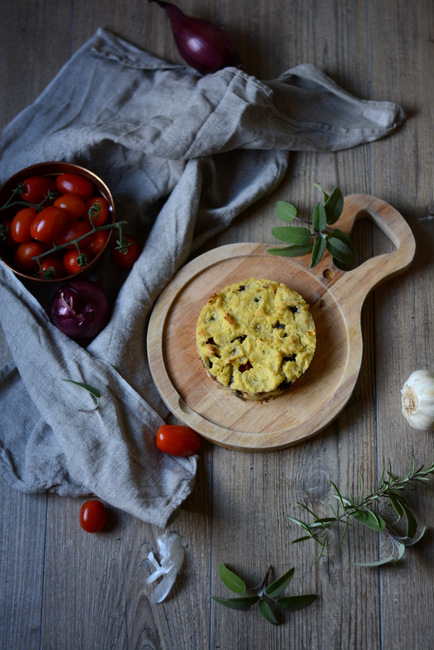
left=354, top=552, right=397, bottom=568
left=258, top=600, right=279, bottom=625
left=218, top=563, right=246, bottom=594
left=267, top=244, right=313, bottom=257
left=326, top=236, right=354, bottom=266
left=400, top=501, right=418, bottom=539
left=313, top=202, right=327, bottom=233
left=324, top=187, right=344, bottom=225
left=265, top=567, right=294, bottom=598
left=275, top=594, right=318, bottom=610
left=212, top=595, right=258, bottom=611
left=61, top=379, right=101, bottom=407
left=311, top=234, right=327, bottom=267
left=352, top=509, right=386, bottom=531
left=404, top=525, right=426, bottom=547
left=275, top=201, right=297, bottom=222
left=270, top=226, right=312, bottom=245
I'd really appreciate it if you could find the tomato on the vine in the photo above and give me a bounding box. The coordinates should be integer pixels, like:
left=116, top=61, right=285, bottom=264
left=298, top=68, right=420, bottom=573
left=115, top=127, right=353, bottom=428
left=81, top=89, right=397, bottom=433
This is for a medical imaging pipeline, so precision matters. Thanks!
left=30, top=206, right=69, bottom=243
left=79, top=500, right=107, bottom=533
left=56, top=173, right=94, bottom=201
left=156, top=425, right=201, bottom=457
left=20, top=175, right=58, bottom=204
left=63, top=250, right=89, bottom=274
left=54, top=193, right=86, bottom=220
left=37, top=256, right=65, bottom=279
left=0, top=221, right=17, bottom=248
left=112, top=236, right=140, bottom=270
left=84, top=230, right=109, bottom=259
left=86, top=196, right=109, bottom=227
left=14, top=241, right=46, bottom=272
left=10, top=207, right=38, bottom=243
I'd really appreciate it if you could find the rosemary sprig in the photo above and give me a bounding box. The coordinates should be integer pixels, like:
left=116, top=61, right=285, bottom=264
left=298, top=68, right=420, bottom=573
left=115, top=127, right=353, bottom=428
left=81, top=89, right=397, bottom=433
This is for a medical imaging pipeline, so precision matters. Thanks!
left=212, top=564, right=317, bottom=625
left=267, top=184, right=354, bottom=268
left=288, top=458, right=434, bottom=566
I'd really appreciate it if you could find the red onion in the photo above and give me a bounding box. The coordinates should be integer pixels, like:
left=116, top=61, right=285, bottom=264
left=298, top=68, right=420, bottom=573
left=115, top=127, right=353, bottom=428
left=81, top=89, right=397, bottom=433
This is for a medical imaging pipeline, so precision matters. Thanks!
left=51, top=279, right=110, bottom=340
left=149, top=0, right=241, bottom=74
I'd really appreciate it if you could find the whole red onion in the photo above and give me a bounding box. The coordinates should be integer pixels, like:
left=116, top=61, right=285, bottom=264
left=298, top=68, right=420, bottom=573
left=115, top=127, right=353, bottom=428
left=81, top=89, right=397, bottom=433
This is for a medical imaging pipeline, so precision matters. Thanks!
left=149, top=0, right=241, bottom=74
left=51, top=279, right=110, bottom=340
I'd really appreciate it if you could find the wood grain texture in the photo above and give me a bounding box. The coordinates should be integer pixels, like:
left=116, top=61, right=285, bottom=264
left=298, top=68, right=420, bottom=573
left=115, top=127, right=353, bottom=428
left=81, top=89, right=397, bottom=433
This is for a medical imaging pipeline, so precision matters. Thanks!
left=0, top=1, right=433, bottom=649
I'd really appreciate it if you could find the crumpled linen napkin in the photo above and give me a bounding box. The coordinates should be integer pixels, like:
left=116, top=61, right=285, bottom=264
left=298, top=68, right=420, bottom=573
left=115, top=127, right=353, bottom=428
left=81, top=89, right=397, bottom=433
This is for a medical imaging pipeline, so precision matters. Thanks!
left=0, top=28, right=405, bottom=527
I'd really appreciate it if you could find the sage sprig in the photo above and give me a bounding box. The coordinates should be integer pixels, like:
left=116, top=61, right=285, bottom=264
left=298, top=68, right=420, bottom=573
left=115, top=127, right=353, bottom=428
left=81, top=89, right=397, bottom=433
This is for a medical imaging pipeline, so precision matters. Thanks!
left=267, top=184, right=354, bottom=268
left=288, top=458, right=434, bottom=566
left=212, top=563, right=317, bottom=625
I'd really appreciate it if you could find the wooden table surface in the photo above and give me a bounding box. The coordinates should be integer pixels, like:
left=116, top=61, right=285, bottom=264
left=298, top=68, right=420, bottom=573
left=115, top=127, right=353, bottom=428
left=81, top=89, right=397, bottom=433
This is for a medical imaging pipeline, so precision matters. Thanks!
left=1, top=1, right=433, bottom=648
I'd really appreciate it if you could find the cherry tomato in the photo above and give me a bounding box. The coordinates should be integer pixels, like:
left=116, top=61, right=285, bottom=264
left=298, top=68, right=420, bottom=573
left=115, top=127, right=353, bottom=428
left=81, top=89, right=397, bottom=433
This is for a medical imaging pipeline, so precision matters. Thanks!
left=156, top=425, right=201, bottom=457
left=63, top=250, right=89, bottom=274
left=30, top=206, right=69, bottom=243
left=0, top=221, right=18, bottom=248
left=37, top=256, right=65, bottom=279
left=84, top=230, right=109, bottom=259
left=20, top=175, right=58, bottom=204
left=54, top=193, right=86, bottom=220
left=10, top=207, right=38, bottom=243
left=86, top=196, right=109, bottom=227
left=56, top=173, right=94, bottom=201
left=112, top=236, right=140, bottom=270
left=79, top=500, right=107, bottom=533
left=56, top=220, right=92, bottom=249
left=14, top=241, right=46, bottom=272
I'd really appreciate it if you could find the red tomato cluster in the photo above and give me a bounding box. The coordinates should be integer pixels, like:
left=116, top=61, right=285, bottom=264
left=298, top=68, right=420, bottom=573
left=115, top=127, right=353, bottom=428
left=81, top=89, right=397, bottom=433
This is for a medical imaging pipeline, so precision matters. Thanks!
left=1, top=172, right=112, bottom=278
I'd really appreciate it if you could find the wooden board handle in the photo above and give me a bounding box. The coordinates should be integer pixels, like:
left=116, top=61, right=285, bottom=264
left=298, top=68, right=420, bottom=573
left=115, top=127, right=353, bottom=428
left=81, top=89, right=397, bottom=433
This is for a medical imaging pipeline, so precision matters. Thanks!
left=329, top=194, right=416, bottom=306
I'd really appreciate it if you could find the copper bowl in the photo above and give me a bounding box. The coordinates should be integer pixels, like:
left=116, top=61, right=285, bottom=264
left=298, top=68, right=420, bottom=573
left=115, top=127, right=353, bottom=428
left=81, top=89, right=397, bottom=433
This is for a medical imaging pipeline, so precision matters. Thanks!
left=0, top=161, right=116, bottom=283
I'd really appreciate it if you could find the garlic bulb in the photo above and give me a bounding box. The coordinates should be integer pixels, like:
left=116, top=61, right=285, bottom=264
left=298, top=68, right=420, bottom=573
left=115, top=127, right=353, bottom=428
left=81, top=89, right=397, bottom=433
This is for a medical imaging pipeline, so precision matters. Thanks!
left=401, top=370, right=434, bottom=431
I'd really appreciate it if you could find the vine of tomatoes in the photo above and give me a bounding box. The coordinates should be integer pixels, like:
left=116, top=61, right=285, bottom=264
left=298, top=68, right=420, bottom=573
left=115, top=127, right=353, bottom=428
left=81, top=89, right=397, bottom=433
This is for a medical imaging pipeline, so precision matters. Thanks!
left=0, top=171, right=140, bottom=278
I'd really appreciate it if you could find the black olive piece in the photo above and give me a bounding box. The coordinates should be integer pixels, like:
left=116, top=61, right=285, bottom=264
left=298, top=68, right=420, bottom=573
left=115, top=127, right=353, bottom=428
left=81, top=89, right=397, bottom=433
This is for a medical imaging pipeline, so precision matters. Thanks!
left=283, top=354, right=297, bottom=362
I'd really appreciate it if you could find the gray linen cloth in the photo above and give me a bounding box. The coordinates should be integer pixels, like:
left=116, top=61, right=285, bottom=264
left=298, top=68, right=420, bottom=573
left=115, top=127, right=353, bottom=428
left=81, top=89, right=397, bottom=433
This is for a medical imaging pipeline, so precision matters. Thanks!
left=0, top=28, right=405, bottom=527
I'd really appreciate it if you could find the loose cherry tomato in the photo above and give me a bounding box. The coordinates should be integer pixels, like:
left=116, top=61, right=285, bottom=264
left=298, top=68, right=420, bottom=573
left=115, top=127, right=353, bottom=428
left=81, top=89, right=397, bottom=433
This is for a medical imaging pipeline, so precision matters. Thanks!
left=14, top=241, right=47, bottom=272
left=56, top=220, right=92, bottom=249
left=84, top=230, right=109, bottom=259
left=37, top=256, right=65, bottom=279
left=54, top=193, right=86, bottom=220
left=56, top=173, right=94, bottom=201
left=156, top=425, right=201, bottom=457
left=63, top=250, right=89, bottom=274
left=112, top=236, right=140, bottom=270
left=79, top=500, right=107, bottom=533
left=30, top=206, right=69, bottom=243
left=20, top=175, right=58, bottom=204
left=86, top=196, right=109, bottom=227
left=10, top=207, right=38, bottom=243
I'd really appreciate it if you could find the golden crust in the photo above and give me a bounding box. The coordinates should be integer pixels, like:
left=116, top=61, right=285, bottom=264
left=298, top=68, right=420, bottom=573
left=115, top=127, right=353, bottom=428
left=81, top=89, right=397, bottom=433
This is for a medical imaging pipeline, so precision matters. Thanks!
left=196, top=278, right=316, bottom=400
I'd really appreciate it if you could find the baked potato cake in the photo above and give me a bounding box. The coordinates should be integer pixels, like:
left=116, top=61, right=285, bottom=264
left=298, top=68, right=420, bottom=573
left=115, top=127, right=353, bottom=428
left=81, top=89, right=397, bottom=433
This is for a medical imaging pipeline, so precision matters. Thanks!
left=196, top=278, right=316, bottom=400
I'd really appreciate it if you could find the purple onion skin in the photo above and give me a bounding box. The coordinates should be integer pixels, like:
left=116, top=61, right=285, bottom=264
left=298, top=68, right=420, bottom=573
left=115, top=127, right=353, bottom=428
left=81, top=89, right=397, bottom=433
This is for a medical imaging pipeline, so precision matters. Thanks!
left=149, top=0, right=241, bottom=74
left=51, top=279, right=110, bottom=340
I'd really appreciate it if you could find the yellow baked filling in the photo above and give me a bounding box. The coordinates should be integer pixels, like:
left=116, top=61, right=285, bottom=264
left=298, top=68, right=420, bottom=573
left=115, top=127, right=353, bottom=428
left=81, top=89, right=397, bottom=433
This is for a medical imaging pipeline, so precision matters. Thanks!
left=196, top=278, right=316, bottom=399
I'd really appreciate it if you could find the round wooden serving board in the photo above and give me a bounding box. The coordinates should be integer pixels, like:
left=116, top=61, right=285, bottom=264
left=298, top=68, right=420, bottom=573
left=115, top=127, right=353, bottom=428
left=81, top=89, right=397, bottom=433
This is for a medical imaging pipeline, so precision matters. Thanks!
left=147, top=194, right=415, bottom=451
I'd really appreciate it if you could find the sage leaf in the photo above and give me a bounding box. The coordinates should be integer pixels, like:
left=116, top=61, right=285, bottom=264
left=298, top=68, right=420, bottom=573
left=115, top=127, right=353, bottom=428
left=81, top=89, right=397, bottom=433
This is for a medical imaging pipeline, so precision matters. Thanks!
left=314, top=183, right=329, bottom=201
left=324, top=187, right=344, bottom=225
left=258, top=600, right=279, bottom=625
left=311, top=234, right=327, bottom=267
left=267, top=244, right=313, bottom=257
left=353, top=509, right=386, bottom=531
left=404, top=525, right=426, bottom=547
left=275, top=594, right=318, bottom=610
left=313, top=202, right=327, bottom=232
left=61, top=379, right=101, bottom=410
left=326, top=234, right=354, bottom=266
left=265, top=567, right=294, bottom=598
left=400, top=501, right=418, bottom=539
left=271, top=226, right=312, bottom=245
left=212, top=595, right=258, bottom=611
left=218, top=563, right=246, bottom=594
left=275, top=201, right=297, bottom=222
